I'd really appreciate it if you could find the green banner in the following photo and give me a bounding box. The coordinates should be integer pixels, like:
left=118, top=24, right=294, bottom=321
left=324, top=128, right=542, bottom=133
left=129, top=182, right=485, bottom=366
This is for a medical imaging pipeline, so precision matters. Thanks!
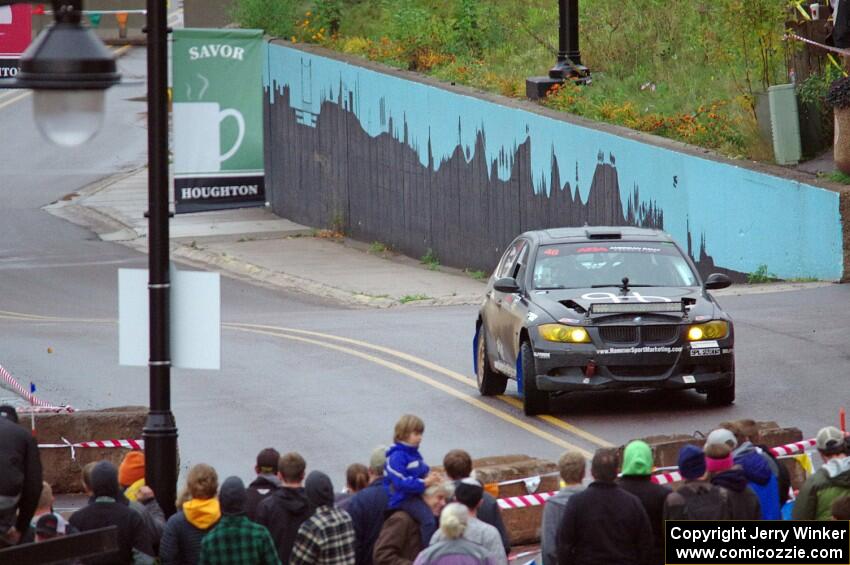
left=172, top=28, right=265, bottom=213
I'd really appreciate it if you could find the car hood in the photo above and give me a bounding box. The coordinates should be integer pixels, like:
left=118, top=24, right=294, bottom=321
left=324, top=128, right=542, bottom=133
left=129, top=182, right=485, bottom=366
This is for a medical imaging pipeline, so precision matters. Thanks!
left=530, top=286, right=718, bottom=322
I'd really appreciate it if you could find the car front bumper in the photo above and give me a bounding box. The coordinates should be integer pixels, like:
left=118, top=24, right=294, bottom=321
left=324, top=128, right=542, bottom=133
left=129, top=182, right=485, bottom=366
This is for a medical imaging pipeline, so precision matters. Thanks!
left=530, top=337, right=734, bottom=393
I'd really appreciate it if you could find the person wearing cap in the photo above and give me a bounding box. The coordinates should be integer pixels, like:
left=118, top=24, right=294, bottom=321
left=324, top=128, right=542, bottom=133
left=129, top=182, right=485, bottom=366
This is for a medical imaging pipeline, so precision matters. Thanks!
left=663, top=445, right=731, bottom=521
left=69, top=460, right=154, bottom=563
left=347, top=446, right=390, bottom=565
left=556, top=450, right=652, bottom=565
left=442, top=449, right=509, bottom=555
left=290, top=471, right=356, bottom=565
left=118, top=451, right=166, bottom=551
left=705, top=443, right=761, bottom=520
left=722, top=420, right=791, bottom=506
left=429, top=478, right=506, bottom=565
left=0, top=404, right=42, bottom=548
left=198, top=476, right=281, bottom=564
left=246, top=448, right=281, bottom=522
left=540, top=451, right=584, bottom=565
left=617, top=441, right=670, bottom=565
left=710, top=424, right=780, bottom=520
left=21, top=481, right=76, bottom=544
left=793, top=426, right=850, bottom=520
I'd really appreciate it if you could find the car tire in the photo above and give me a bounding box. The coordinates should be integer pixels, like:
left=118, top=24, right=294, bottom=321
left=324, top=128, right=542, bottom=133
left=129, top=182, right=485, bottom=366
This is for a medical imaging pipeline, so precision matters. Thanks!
left=706, top=381, right=735, bottom=406
left=520, top=341, right=549, bottom=416
left=477, top=329, right=508, bottom=396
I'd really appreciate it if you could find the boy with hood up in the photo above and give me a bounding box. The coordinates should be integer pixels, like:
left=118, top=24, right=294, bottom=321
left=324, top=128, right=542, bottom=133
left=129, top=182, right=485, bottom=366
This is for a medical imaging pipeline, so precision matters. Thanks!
left=705, top=443, right=761, bottom=520
left=793, top=426, right=850, bottom=520
left=291, top=471, right=356, bottom=565
left=539, top=451, right=584, bottom=565
left=616, top=441, right=670, bottom=565
left=69, top=461, right=154, bottom=564
left=199, top=476, right=281, bottom=564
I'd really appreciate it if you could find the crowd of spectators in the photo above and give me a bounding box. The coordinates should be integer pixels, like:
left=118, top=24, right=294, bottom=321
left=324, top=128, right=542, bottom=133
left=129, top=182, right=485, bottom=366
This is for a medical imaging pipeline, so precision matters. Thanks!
left=1, top=407, right=849, bottom=565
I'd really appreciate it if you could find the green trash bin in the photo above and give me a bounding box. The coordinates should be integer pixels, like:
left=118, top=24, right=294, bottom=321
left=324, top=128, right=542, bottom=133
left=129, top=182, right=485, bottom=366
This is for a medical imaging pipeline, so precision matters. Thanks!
left=768, top=83, right=803, bottom=165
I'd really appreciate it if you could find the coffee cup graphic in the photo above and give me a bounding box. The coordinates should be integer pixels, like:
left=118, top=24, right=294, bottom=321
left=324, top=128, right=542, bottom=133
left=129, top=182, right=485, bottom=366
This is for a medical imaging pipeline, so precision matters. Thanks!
left=174, top=102, right=245, bottom=173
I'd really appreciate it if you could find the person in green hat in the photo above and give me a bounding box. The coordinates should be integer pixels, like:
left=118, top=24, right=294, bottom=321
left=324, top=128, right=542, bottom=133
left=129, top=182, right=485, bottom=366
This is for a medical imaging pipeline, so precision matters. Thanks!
left=616, top=440, right=670, bottom=565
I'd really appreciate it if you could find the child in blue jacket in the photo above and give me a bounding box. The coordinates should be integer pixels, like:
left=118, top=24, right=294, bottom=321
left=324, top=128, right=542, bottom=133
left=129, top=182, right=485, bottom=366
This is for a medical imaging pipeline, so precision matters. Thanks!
left=385, top=414, right=437, bottom=545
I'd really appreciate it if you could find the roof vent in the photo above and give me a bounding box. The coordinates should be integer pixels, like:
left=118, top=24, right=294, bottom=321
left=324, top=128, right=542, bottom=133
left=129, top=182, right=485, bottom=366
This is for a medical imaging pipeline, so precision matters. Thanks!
left=584, top=228, right=622, bottom=240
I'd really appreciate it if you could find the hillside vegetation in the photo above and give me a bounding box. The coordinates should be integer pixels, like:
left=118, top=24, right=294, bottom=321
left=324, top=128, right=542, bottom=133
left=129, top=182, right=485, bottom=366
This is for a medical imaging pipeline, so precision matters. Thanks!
left=236, top=0, right=827, bottom=160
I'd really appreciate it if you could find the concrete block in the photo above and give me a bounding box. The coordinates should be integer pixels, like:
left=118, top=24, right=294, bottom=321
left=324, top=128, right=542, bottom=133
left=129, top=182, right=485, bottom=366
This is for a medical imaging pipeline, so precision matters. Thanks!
left=755, top=427, right=804, bottom=448
left=20, top=407, right=147, bottom=494
left=469, top=455, right=558, bottom=546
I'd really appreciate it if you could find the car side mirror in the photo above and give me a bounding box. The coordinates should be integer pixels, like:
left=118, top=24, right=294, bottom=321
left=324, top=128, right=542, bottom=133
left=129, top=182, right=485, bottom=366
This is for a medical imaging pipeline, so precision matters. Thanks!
left=494, top=277, right=521, bottom=293
left=704, top=273, right=732, bottom=290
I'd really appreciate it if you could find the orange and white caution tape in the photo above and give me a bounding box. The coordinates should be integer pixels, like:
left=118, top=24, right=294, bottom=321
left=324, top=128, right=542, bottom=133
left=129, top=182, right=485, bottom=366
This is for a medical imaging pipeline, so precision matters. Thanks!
left=0, top=363, right=74, bottom=412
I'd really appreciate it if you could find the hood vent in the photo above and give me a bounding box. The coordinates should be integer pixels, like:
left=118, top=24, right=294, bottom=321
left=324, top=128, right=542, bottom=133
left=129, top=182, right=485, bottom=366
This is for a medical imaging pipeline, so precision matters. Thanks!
left=560, top=300, right=587, bottom=314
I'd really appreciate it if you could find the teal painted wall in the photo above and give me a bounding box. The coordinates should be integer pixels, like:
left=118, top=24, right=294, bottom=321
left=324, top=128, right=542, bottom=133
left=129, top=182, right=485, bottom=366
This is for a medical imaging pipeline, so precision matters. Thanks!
left=264, top=43, right=844, bottom=280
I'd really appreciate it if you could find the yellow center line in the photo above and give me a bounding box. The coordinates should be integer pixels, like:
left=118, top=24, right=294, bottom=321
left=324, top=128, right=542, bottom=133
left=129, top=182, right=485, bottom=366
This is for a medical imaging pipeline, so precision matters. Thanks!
left=228, top=325, right=592, bottom=457
left=0, top=91, right=30, bottom=111
left=224, top=322, right=613, bottom=448
left=0, top=312, right=611, bottom=450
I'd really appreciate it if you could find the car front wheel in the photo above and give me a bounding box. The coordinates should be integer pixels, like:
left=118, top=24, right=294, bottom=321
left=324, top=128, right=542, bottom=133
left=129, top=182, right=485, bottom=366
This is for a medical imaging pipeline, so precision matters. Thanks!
left=706, top=374, right=735, bottom=406
left=520, top=341, right=549, bottom=415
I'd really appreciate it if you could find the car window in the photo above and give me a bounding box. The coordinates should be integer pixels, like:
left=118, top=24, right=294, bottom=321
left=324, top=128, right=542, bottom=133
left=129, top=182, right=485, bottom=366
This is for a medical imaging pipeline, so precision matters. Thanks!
left=496, top=239, right=527, bottom=279
left=532, top=242, right=698, bottom=289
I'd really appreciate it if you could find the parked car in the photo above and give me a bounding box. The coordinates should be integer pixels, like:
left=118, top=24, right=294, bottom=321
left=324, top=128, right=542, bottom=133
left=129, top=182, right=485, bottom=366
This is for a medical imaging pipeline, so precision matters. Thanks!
left=473, top=227, right=734, bottom=415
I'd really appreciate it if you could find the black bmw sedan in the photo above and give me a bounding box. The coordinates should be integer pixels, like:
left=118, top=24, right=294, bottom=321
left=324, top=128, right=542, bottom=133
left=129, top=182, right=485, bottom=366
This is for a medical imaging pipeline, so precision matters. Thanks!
left=474, top=227, right=735, bottom=415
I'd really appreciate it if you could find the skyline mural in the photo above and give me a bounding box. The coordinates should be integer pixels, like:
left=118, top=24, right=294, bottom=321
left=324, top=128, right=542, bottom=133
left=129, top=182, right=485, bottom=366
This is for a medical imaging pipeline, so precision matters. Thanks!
left=264, top=43, right=844, bottom=281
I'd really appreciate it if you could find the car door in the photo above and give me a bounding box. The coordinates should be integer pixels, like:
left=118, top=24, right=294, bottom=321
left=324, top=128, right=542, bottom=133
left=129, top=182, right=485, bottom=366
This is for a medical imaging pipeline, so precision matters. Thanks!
left=501, top=240, right=532, bottom=364
left=493, top=239, right=529, bottom=369
left=481, top=241, right=520, bottom=368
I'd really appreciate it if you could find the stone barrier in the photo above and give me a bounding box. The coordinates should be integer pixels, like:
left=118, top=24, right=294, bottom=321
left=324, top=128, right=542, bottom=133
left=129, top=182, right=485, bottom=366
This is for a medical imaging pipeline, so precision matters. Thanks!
left=21, top=406, right=147, bottom=494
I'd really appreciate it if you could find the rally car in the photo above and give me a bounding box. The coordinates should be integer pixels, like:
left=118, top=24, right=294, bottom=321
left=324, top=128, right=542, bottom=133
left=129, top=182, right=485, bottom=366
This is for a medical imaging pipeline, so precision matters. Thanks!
left=473, top=227, right=735, bottom=415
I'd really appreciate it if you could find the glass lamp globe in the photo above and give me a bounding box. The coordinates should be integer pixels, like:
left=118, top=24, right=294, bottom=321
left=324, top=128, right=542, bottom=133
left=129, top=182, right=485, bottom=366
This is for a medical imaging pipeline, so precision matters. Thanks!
left=33, top=89, right=106, bottom=147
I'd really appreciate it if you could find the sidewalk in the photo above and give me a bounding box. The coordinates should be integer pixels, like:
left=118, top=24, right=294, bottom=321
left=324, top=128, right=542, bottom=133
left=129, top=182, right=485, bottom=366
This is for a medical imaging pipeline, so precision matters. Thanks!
left=45, top=168, right=487, bottom=308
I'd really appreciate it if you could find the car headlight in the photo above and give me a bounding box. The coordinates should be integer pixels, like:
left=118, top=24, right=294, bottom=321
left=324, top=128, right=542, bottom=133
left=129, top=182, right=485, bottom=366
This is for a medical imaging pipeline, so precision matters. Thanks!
left=687, top=321, right=729, bottom=341
left=538, top=324, right=591, bottom=343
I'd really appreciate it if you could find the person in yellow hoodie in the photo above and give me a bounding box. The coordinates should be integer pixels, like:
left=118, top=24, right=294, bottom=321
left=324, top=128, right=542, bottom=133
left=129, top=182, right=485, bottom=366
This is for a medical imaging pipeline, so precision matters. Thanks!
left=160, top=463, right=221, bottom=565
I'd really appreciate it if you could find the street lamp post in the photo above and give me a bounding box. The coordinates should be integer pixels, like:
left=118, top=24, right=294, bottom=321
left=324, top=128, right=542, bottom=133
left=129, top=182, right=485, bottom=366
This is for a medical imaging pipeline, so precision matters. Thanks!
left=525, top=0, right=591, bottom=100
left=1, top=0, right=179, bottom=516
left=143, top=0, right=178, bottom=518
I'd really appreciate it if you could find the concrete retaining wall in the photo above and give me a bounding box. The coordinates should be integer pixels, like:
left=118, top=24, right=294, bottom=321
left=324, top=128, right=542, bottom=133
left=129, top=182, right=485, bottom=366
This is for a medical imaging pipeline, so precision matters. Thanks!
left=264, top=41, right=849, bottom=281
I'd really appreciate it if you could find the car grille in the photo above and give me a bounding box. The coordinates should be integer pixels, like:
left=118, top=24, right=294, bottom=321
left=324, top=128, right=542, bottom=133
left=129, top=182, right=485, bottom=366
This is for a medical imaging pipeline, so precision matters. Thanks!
left=642, top=325, right=680, bottom=344
left=607, top=365, right=671, bottom=378
left=599, top=326, right=637, bottom=344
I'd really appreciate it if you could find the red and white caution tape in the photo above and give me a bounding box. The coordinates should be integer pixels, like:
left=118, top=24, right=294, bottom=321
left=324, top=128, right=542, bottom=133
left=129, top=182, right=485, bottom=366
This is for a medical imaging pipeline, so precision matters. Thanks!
left=497, top=491, right=555, bottom=510
left=769, top=438, right=817, bottom=457
left=38, top=437, right=144, bottom=461
left=785, top=33, right=850, bottom=57
left=0, top=363, right=74, bottom=412
left=496, top=437, right=819, bottom=508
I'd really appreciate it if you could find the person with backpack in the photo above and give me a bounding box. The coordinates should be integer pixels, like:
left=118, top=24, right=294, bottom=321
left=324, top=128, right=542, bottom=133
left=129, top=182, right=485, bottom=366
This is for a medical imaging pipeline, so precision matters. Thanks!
left=663, top=445, right=730, bottom=521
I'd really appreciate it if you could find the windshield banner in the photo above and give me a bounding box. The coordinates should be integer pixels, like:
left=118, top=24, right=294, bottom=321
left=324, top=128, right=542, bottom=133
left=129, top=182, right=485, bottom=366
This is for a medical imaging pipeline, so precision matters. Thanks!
left=172, top=28, right=265, bottom=213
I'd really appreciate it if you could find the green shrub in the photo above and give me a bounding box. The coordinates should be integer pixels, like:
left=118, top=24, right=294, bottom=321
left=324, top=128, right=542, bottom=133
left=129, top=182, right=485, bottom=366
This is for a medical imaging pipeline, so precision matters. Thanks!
left=233, top=0, right=297, bottom=38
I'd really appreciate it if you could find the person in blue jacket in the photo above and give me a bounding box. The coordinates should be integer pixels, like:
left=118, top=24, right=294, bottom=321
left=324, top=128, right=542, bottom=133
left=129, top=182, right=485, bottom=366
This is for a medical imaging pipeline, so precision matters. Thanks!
left=384, top=415, right=440, bottom=547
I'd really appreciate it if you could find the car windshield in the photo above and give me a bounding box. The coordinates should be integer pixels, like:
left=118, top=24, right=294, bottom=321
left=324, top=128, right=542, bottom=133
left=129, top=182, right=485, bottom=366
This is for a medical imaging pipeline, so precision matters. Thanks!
left=532, top=242, right=699, bottom=289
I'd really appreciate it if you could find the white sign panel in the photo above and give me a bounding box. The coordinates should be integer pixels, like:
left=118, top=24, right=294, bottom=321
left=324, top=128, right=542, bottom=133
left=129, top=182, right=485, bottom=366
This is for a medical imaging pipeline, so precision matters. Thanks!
left=119, top=267, right=221, bottom=370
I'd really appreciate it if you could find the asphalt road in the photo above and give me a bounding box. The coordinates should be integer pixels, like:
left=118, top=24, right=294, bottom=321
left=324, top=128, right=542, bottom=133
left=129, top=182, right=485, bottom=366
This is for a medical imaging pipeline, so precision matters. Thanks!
left=2, top=47, right=849, bottom=488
